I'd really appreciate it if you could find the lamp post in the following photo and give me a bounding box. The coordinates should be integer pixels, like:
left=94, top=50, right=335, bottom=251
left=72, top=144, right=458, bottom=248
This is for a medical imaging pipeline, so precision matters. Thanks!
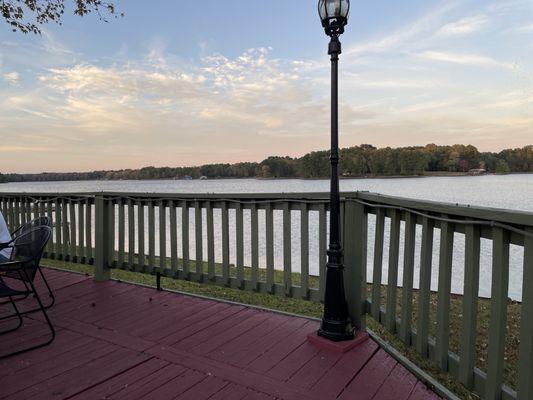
left=317, top=0, right=354, bottom=342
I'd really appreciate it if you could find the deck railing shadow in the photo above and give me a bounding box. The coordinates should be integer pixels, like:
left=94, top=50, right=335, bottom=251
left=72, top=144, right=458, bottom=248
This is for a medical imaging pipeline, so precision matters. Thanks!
left=1, top=190, right=531, bottom=400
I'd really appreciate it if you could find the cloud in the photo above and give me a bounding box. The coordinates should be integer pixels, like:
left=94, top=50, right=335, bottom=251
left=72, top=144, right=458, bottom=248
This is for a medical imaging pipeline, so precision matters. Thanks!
left=514, top=23, right=533, bottom=33
left=3, top=72, right=20, bottom=84
left=437, top=15, right=489, bottom=36
left=1, top=0, right=532, bottom=173
left=418, top=51, right=517, bottom=70
left=346, top=1, right=459, bottom=56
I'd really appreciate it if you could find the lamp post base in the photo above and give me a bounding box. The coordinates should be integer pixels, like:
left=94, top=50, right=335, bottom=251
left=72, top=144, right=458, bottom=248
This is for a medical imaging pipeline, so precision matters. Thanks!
left=308, top=330, right=368, bottom=353
left=318, top=318, right=355, bottom=342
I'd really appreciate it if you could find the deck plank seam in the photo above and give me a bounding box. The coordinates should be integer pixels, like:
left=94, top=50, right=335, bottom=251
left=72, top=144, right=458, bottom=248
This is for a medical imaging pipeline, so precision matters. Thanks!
left=62, top=355, right=157, bottom=400
left=334, top=345, right=382, bottom=399
left=196, top=310, right=274, bottom=357
left=0, top=342, right=121, bottom=399
left=146, top=345, right=327, bottom=400
left=367, top=360, right=402, bottom=400
left=166, top=306, right=248, bottom=347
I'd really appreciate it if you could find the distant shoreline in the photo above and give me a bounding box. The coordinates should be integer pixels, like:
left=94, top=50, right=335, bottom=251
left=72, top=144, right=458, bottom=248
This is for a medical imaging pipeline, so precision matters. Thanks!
left=1, top=171, right=530, bottom=185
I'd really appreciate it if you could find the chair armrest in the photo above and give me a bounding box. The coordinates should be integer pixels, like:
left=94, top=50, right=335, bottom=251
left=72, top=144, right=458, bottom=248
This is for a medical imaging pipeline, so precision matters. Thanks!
left=10, top=225, right=23, bottom=237
left=0, top=241, right=13, bottom=251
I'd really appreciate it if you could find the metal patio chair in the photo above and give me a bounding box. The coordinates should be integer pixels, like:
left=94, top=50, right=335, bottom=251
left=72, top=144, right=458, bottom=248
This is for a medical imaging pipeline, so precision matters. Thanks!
left=0, top=226, right=55, bottom=359
left=0, top=216, right=55, bottom=311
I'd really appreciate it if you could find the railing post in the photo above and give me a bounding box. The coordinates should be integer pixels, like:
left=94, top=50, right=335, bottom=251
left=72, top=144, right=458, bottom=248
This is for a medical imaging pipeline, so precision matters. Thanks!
left=94, top=194, right=110, bottom=281
left=343, top=199, right=367, bottom=330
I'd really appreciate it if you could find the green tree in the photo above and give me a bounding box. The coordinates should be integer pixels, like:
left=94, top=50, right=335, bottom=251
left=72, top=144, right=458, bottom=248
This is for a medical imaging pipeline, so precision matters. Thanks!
left=1, top=0, right=121, bottom=34
left=495, top=160, right=511, bottom=174
left=398, top=148, right=428, bottom=175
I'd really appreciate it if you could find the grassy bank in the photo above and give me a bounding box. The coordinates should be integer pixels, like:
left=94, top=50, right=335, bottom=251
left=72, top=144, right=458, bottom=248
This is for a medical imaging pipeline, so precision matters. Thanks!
left=42, top=258, right=520, bottom=400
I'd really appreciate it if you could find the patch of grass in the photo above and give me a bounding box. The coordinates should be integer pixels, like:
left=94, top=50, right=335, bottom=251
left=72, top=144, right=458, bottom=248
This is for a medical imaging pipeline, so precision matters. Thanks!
left=42, top=258, right=520, bottom=400
left=43, top=258, right=323, bottom=319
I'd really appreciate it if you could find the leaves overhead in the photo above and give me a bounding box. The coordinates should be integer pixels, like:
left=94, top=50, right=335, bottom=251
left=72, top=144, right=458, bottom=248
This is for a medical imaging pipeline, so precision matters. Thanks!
left=1, top=0, right=121, bottom=34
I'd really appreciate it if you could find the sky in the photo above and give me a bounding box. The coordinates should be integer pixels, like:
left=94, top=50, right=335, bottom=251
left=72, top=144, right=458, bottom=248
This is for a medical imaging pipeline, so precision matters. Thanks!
left=0, top=0, right=532, bottom=173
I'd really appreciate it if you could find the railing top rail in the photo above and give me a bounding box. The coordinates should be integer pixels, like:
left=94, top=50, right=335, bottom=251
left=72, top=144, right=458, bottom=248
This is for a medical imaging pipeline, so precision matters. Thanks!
left=0, top=191, right=337, bottom=200
left=1, top=189, right=532, bottom=227
left=352, top=191, right=533, bottom=228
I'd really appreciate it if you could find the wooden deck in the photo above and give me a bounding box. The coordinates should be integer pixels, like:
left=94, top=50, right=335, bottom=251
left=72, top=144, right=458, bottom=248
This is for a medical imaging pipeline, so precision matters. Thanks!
left=0, top=268, right=440, bottom=400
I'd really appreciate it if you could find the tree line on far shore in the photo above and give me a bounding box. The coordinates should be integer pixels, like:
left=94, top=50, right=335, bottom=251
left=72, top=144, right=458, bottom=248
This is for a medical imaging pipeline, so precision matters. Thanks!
left=1, top=144, right=532, bottom=183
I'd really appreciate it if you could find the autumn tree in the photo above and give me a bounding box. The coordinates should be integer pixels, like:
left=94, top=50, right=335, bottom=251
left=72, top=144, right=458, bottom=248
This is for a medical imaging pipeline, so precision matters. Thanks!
left=1, top=0, right=121, bottom=34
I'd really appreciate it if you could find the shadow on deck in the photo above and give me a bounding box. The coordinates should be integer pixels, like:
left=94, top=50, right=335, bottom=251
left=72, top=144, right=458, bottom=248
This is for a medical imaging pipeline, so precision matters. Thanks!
left=0, top=268, right=440, bottom=400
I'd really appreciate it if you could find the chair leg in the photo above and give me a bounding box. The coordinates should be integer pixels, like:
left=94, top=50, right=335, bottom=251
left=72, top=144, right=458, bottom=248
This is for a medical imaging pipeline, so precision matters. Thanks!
left=0, top=296, right=24, bottom=335
left=37, top=266, right=56, bottom=309
left=0, top=282, right=55, bottom=360
left=0, top=274, right=30, bottom=305
left=0, top=268, right=55, bottom=321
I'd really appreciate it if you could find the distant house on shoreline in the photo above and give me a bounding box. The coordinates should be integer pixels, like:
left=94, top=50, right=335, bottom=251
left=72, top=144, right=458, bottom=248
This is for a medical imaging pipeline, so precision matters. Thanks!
left=468, top=168, right=487, bottom=175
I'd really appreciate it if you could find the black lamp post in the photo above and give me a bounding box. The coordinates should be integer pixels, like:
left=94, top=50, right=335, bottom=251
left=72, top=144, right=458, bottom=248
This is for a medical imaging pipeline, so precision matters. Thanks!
left=317, top=0, right=355, bottom=342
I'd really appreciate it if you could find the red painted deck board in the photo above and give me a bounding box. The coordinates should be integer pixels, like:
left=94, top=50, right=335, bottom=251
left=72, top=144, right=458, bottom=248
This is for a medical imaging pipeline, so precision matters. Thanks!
left=0, top=268, right=442, bottom=400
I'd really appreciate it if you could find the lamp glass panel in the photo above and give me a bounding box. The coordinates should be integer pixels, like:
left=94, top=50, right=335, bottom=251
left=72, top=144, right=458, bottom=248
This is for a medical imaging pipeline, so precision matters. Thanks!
left=318, top=0, right=327, bottom=20
left=340, top=0, right=350, bottom=18
left=325, top=0, right=340, bottom=18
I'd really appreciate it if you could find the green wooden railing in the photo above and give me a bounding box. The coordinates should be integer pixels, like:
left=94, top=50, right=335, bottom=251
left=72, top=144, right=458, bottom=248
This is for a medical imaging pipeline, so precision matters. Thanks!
left=0, top=191, right=531, bottom=400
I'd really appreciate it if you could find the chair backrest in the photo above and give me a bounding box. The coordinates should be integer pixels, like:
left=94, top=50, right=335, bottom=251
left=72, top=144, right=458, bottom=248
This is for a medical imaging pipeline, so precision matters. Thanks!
left=11, top=226, right=52, bottom=282
left=12, top=216, right=52, bottom=239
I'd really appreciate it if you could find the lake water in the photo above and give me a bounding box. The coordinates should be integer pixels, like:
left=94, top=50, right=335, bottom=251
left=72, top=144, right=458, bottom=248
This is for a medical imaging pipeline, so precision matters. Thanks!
left=1, top=174, right=532, bottom=300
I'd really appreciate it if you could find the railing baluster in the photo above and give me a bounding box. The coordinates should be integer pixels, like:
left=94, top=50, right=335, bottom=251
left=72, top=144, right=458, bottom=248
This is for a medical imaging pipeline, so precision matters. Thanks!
left=319, top=203, right=327, bottom=302
left=137, top=200, right=145, bottom=271
left=416, top=217, right=434, bottom=356
left=236, top=202, right=244, bottom=288
left=49, top=200, right=57, bottom=257
left=159, top=200, right=167, bottom=273
left=385, top=209, right=401, bottom=333
left=486, top=227, right=510, bottom=400
left=206, top=202, right=215, bottom=281
left=78, top=200, right=85, bottom=263
left=94, top=195, right=110, bottom=281
left=85, top=199, right=92, bottom=261
left=435, top=219, right=455, bottom=370
left=118, top=199, right=125, bottom=268
left=266, top=203, right=274, bottom=292
left=195, top=201, right=203, bottom=282
left=20, top=198, right=27, bottom=226
left=8, top=198, right=15, bottom=230
left=13, top=198, right=20, bottom=229
left=127, top=199, right=135, bottom=269
left=108, top=200, right=115, bottom=266
left=148, top=201, right=155, bottom=269
left=371, top=208, right=386, bottom=321
left=283, top=202, right=292, bottom=296
left=459, top=224, right=481, bottom=388
left=300, top=203, right=309, bottom=299
left=40, top=199, right=51, bottom=257
left=251, top=204, right=259, bottom=290
left=399, top=212, right=416, bottom=343
left=61, top=199, right=69, bottom=259
left=518, top=227, right=533, bottom=399
left=69, top=200, right=77, bottom=261
left=0, top=198, right=6, bottom=221
left=221, top=201, right=230, bottom=285
left=27, top=197, right=33, bottom=222
left=181, top=201, right=190, bottom=277
left=170, top=201, right=178, bottom=276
